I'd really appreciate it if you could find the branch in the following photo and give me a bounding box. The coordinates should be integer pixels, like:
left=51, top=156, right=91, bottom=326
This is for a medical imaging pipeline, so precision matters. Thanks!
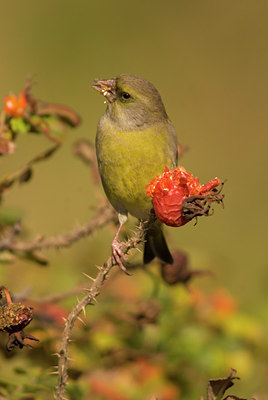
left=13, top=286, right=86, bottom=304
left=54, top=221, right=147, bottom=400
left=72, top=139, right=99, bottom=185
left=0, top=204, right=116, bottom=253
left=72, top=139, right=103, bottom=201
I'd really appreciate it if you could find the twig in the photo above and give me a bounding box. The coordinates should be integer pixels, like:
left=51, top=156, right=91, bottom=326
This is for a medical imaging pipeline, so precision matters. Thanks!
left=30, top=287, right=86, bottom=304
left=13, top=286, right=85, bottom=304
left=72, top=139, right=103, bottom=201
left=0, top=144, right=60, bottom=197
left=72, top=139, right=99, bottom=184
left=54, top=221, right=146, bottom=400
left=0, top=204, right=116, bottom=253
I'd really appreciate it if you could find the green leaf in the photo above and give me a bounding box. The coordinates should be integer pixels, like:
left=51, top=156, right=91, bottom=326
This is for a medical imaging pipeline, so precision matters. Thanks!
left=37, top=101, right=81, bottom=126
left=41, top=116, right=67, bottom=143
left=0, top=207, right=22, bottom=225
left=10, top=117, right=30, bottom=134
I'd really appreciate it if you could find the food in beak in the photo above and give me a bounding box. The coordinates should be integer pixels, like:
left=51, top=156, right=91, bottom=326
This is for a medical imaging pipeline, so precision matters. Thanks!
left=91, top=78, right=117, bottom=102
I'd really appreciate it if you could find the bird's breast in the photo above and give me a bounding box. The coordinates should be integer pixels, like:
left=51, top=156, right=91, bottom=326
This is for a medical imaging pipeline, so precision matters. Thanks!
left=95, top=122, right=177, bottom=219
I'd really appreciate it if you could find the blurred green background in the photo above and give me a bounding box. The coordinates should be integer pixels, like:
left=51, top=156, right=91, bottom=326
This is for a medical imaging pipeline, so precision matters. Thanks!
left=0, top=1, right=267, bottom=399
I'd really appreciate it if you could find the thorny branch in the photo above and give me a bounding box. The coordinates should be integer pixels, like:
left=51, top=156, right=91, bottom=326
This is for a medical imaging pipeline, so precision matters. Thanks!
left=54, top=221, right=147, bottom=400
left=0, top=204, right=116, bottom=254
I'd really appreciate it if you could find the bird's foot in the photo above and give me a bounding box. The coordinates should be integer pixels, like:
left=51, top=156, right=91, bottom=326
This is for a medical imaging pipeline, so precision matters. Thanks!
left=111, top=239, right=131, bottom=276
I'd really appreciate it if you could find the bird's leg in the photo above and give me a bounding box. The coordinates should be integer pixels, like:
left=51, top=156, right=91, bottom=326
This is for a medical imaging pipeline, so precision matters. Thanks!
left=111, top=213, right=130, bottom=275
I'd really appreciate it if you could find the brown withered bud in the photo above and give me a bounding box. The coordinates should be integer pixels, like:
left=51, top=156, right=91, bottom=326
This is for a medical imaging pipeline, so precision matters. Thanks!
left=0, top=286, right=39, bottom=351
left=160, top=250, right=190, bottom=285
left=135, top=299, right=162, bottom=326
left=0, top=303, right=33, bottom=333
left=160, top=250, right=211, bottom=286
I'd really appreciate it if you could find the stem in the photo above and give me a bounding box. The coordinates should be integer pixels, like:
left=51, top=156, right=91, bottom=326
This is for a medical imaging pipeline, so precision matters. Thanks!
left=54, top=221, right=146, bottom=400
left=0, top=205, right=115, bottom=253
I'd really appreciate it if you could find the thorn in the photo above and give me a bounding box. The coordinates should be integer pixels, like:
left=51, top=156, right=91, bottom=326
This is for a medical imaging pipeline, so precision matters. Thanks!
left=48, top=371, right=59, bottom=375
left=77, top=316, right=87, bottom=326
left=83, top=272, right=96, bottom=281
left=67, top=357, right=75, bottom=361
left=52, top=352, right=60, bottom=358
left=95, top=264, right=102, bottom=270
left=82, top=305, right=86, bottom=317
left=81, top=287, right=91, bottom=292
left=62, top=317, right=67, bottom=322
left=91, top=296, right=98, bottom=303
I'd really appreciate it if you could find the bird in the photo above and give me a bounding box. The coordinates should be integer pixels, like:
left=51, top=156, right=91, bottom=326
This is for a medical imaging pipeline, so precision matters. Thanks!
left=92, top=74, right=178, bottom=273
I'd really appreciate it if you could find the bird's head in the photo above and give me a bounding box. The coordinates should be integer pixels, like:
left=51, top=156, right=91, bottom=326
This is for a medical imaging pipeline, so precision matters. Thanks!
left=92, top=74, right=168, bottom=130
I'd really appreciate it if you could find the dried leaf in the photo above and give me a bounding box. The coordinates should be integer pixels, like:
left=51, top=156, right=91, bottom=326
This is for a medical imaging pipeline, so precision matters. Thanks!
left=207, top=369, right=242, bottom=400
left=18, top=167, right=32, bottom=183
left=23, top=251, right=49, bottom=266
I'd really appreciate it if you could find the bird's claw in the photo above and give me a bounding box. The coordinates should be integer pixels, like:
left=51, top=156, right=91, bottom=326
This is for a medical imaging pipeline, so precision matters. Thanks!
left=111, top=240, right=131, bottom=275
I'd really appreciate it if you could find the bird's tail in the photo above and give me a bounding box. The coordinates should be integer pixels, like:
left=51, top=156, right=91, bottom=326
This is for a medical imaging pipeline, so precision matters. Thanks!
left=143, top=220, right=173, bottom=265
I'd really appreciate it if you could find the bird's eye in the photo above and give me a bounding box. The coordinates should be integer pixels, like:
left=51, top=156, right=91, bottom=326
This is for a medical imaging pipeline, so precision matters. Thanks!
left=121, top=92, right=131, bottom=100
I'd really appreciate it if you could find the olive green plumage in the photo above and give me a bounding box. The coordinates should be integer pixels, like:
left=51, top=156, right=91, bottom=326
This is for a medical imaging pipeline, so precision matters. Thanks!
left=93, top=74, right=178, bottom=265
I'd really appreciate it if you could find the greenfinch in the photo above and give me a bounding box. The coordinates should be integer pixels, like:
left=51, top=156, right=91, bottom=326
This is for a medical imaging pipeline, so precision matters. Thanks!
left=92, top=74, right=178, bottom=272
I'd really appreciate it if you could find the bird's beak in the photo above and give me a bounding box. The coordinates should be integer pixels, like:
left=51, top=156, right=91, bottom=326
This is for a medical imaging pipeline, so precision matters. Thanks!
left=91, top=78, right=117, bottom=103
